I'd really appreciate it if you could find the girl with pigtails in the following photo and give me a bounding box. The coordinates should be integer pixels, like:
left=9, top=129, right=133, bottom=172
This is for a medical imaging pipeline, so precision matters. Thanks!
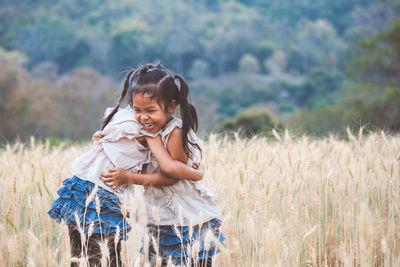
left=48, top=64, right=206, bottom=267
left=100, top=63, right=225, bottom=266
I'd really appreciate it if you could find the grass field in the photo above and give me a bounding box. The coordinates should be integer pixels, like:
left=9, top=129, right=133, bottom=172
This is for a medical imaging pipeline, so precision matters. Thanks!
left=1, top=130, right=399, bottom=266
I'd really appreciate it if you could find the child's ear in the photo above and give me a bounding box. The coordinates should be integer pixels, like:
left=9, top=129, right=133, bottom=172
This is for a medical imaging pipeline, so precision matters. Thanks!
left=168, top=100, right=177, bottom=114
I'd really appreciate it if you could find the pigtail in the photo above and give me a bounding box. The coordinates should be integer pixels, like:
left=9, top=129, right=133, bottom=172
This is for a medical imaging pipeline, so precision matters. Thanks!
left=101, top=69, right=135, bottom=130
left=174, top=74, right=202, bottom=158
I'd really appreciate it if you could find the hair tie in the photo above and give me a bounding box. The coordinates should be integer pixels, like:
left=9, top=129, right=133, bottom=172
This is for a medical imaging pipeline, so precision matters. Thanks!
left=174, top=77, right=181, bottom=92
left=147, top=64, right=158, bottom=72
left=128, top=72, right=135, bottom=88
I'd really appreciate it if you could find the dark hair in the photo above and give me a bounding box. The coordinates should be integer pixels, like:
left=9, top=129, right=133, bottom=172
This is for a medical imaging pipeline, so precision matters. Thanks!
left=102, top=63, right=200, bottom=158
left=101, top=69, right=135, bottom=130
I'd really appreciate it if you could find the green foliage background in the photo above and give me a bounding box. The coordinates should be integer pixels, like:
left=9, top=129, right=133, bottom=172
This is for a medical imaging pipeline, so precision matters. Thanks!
left=1, top=0, right=400, bottom=141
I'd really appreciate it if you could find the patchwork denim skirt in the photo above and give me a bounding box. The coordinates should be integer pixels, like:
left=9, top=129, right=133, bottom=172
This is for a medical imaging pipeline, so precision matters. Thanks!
left=48, top=176, right=130, bottom=240
left=144, top=218, right=226, bottom=266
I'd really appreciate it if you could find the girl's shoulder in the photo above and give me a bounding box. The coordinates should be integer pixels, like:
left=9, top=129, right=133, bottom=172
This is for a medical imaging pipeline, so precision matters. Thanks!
left=102, top=106, right=136, bottom=125
left=160, top=116, right=182, bottom=143
left=101, top=106, right=142, bottom=140
left=161, top=116, right=202, bottom=161
left=161, top=116, right=199, bottom=142
left=161, top=116, right=182, bottom=136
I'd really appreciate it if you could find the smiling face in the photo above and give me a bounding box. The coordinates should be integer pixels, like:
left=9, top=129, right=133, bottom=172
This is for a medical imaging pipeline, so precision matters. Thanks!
left=132, top=93, right=176, bottom=134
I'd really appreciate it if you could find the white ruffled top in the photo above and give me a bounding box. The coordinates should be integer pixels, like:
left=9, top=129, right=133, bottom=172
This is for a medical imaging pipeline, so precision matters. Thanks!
left=143, top=117, right=222, bottom=226
left=71, top=106, right=157, bottom=198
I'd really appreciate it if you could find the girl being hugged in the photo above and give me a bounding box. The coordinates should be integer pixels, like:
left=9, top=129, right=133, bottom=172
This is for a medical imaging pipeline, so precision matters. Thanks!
left=48, top=65, right=203, bottom=266
left=101, top=63, right=225, bottom=266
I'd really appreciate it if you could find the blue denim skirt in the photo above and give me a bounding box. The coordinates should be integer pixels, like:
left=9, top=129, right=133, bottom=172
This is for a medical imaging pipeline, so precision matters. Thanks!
left=48, top=176, right=130, bottom=240
left=145, top=218, right=226, bottom=266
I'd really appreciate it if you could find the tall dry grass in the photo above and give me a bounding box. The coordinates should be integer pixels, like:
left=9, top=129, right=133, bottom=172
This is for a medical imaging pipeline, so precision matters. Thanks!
left=1, top=130, right=400, bottom=266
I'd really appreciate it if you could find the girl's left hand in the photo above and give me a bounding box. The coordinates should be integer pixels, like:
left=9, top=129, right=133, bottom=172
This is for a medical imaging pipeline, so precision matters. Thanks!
left=101, top=168, right=128, bottom=189
left=91, top=131, right=104, bottom=143
left=192, top=162, right=205, bottom=172
left=192, top=162, right=200, bottom=169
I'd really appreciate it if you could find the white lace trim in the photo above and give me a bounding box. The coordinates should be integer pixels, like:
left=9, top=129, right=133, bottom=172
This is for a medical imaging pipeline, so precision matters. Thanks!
left=160, top=116, right=183, bottom=145
left=100, top=128, right=141, bottom=142
left=191, top=182, right=219, bottom=205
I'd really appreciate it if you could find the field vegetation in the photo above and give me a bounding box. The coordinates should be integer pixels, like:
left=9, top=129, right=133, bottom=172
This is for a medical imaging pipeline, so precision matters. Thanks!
left=1, top=130, right=399, bottom=266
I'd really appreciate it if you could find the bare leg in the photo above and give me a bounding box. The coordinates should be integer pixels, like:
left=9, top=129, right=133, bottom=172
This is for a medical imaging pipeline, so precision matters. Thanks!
left=68, top=224, right=82, bottom=267
left=198, top=257, right=212, bottom=267
left=68, top=223, right=121, bottom=267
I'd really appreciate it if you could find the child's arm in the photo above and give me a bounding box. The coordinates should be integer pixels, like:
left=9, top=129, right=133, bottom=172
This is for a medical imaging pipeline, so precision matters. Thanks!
left=145, top=128, right=204, bottom=181
left=100, top=128, right=203, bottom=189
left=101, top=132, right=203, bottom=188
left=101, top=168, right=179, bottom=187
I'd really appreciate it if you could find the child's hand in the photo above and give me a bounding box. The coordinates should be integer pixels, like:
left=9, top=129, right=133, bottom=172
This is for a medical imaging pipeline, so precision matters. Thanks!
left=192, top=162, right=200, bottom=169
left=91, top=131, right=104, bottom=143
left=192, top=162, right=205, bottom=172
left=101, top=168, right=128, bottom=189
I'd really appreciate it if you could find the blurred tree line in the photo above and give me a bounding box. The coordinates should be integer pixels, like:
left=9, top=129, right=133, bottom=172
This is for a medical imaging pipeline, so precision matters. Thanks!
left=0, top=48, right=117, bottom=141
left=290, top=18, right=400, bottom=136
left=0, top=0, right=399, bottom=141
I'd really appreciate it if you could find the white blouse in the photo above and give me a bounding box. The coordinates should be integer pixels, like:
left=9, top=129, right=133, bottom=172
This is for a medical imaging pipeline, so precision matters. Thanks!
left=71, top=106, right=158, bottom=198
left=143, top=117, right=222, bottom=226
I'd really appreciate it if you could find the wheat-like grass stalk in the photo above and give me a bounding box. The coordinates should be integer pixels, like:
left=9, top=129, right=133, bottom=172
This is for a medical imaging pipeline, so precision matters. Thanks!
left=1, top=132, right=400, bottom=266
left=99, top=237, right=110, bottom=267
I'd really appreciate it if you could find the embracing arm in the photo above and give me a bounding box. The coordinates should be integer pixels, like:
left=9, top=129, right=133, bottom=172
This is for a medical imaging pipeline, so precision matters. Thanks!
left=101, top=128, right=203, bottom=188
left=145, top=128, right=203, bottom=181
left=101, top=168, right=178, bottom=187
